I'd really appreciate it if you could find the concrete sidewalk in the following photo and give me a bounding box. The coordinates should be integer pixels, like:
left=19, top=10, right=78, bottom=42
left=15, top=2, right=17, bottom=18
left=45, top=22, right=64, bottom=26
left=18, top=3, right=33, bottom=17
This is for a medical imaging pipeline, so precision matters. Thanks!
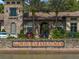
left=0, top=48, right=79, bottom=54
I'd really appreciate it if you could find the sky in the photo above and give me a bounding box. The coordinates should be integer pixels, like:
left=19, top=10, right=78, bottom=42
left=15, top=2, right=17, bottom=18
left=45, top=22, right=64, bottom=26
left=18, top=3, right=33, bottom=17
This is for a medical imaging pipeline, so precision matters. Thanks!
left=41, top=0, right=48, bottom=2
left=0, top=0, right=4, bottom=4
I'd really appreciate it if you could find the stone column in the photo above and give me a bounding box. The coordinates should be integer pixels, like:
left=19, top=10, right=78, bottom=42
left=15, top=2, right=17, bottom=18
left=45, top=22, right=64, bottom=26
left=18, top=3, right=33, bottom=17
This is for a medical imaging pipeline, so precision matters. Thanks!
left=66, top=17, right=71, bottom=32
left=48, top=21, right=53, bottom=39
left=35, top=22, right=40, bottom=38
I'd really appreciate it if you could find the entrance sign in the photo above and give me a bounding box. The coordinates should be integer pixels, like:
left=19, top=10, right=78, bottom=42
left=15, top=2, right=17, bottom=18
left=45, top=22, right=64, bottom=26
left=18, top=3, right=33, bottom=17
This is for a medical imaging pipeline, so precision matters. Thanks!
left=12, top=40, right=64, bottom=48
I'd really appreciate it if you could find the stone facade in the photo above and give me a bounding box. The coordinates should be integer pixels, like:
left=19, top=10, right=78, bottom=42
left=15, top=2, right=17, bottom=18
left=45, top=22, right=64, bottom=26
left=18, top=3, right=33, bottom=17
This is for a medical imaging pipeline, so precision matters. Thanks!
left=4, top=1, right=23, bottom=35
left=0, top=1, right=79, bottom=38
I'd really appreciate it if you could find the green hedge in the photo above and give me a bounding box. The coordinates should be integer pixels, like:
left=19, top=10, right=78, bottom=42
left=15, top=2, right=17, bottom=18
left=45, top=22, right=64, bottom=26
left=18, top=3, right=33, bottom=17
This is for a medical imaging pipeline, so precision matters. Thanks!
left=65, top=32, right=79, bottom=38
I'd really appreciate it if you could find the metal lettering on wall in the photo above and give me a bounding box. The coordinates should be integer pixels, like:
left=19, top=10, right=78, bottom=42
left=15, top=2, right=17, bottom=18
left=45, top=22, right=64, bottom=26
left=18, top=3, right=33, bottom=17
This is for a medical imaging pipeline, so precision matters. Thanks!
left=12, top=40, right=65, bottom=48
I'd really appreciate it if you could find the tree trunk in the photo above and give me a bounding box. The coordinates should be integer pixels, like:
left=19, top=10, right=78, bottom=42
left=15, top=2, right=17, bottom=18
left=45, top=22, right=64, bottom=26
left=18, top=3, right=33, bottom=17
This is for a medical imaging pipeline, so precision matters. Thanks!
left=32, top=15, right=35, bottom=34
left=55, top=11, right=58, bottom=29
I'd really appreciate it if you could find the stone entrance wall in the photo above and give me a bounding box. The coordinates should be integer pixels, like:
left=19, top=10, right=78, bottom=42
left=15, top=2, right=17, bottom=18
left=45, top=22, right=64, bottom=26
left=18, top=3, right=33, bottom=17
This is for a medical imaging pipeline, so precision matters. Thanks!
left=0, top=39, right=79, bottom=48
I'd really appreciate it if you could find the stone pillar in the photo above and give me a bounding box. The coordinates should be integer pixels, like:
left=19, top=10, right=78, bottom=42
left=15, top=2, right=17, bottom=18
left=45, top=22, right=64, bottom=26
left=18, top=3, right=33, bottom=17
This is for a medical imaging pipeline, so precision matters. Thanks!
left=35, top=22, right=40, bottom=38
left=48, top=21, right=53, bottom=39
left=66, top=17, right=71, bottom=32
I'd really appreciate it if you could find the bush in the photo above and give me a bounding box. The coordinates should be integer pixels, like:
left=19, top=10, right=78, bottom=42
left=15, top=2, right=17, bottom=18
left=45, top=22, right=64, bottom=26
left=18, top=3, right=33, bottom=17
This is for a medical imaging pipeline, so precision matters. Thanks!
left=25, top=32, right=35, bottom=39
left=64, top=32, right=79, bottom=38
left=51, top=28, right=65, bottom=39
left=20, top=29, right=24, bottom=35
left=64, top=32, right=70, bottom=38
left=18, top=29, right=26, bottom=39
left=18, top=34, right=26, bottom=39
left=7, top=36, right=16, bottom=39
left=75, top=32, right=79, bottom=38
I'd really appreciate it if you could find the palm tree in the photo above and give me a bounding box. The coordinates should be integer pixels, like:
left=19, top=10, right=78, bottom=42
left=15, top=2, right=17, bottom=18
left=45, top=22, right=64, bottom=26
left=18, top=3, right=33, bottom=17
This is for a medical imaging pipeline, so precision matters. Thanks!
left=29, top=0, right=41, bottom=33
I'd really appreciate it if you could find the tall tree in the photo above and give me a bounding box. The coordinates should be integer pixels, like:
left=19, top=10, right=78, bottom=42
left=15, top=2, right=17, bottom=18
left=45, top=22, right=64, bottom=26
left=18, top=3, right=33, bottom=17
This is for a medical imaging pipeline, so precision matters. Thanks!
left=76, top=0, right=79, bottom=10
left=40, top=1, right=49, bottom=12
left=49, top=0, right=78, bottom=28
